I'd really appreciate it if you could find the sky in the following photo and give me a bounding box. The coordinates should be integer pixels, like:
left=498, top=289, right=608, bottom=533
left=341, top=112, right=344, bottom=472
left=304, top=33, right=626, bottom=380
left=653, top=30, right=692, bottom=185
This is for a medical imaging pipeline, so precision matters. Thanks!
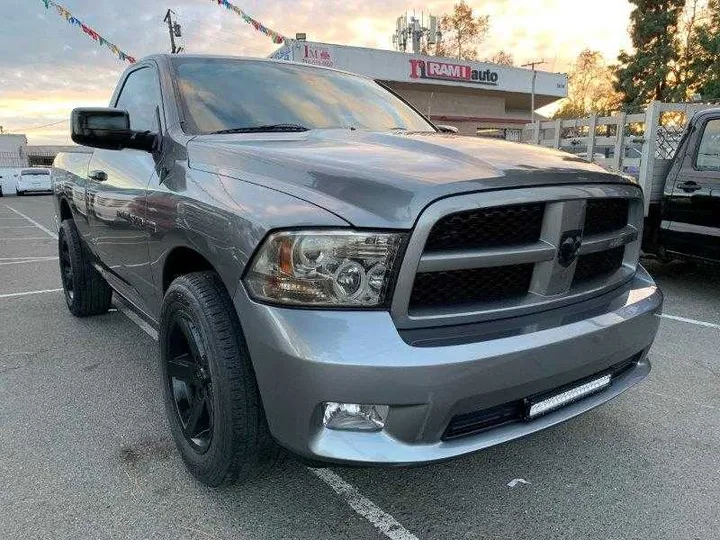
left=0, top=0, right=634, bottom=145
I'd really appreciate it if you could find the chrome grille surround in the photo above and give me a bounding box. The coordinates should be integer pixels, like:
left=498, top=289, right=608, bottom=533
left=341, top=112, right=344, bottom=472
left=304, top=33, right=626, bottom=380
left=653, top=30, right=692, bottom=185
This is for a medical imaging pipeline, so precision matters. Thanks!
left=391, top=184, right=644, bottom=329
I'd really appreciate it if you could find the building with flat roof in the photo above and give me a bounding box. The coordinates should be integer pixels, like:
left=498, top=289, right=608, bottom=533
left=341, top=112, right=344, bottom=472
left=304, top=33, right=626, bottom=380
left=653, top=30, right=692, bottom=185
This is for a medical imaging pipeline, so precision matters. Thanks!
left=270, top=41, right=567, bottom=139
left=0, top=134, right=91, bottom=193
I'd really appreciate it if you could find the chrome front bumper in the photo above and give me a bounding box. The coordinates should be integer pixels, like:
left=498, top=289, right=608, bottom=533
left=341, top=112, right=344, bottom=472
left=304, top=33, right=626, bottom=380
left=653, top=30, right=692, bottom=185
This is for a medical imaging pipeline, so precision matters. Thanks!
left=234, top=266, right=662, bottom=465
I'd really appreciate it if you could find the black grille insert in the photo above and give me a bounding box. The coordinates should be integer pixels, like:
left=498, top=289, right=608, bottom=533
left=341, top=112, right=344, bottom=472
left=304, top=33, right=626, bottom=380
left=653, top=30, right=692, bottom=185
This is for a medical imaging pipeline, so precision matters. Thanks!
left=442, top=352, right=644, bottom=441
left=424, top=203, right=544, bottom=252
left=573, top=247, right=625, bottom=285
left=443, top=402, right=524, bottom=440
left=409, top=265, right=533, bottom=311
left=584, top=199, right=629, bottom=236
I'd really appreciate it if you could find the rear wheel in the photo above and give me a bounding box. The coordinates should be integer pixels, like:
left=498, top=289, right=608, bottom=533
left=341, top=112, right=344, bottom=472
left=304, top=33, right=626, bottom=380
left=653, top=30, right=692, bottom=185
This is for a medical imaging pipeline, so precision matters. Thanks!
left=58, top=220, right=113, bottom=317
left=16, top=190, right=23, bottom=196
left=160, top=272, right=281, bottom=487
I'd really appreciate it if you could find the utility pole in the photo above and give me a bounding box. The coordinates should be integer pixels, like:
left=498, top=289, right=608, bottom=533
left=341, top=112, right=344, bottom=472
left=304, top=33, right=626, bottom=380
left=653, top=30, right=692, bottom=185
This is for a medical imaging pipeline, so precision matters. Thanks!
left=164, top=9, right=183, bottom=54
left=521, top=60, right=546, bottom=123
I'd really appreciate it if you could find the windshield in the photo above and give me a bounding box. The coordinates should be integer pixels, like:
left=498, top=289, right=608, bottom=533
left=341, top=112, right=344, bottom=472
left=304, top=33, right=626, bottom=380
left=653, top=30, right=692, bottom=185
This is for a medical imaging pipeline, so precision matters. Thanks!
left=172, top=58, right=435, bottom=134
left=21, top=170, right=49, bottom=176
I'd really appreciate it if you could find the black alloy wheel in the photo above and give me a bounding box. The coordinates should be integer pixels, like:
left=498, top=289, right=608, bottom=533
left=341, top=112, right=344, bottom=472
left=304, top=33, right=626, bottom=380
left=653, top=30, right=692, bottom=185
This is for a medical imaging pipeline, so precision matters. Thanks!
left=166, top=314, right=214, bottom=453
left=159, top=272, right=282, bottom=487
left=57, top=220, right=112, bottom=317
left=59, top=233, right=74, bottom=302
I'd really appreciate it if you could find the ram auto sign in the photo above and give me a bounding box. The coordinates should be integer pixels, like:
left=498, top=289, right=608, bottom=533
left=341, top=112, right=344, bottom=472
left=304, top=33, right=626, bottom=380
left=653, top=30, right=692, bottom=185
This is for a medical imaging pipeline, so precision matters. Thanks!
left=409, top=59, right=499, bottom=86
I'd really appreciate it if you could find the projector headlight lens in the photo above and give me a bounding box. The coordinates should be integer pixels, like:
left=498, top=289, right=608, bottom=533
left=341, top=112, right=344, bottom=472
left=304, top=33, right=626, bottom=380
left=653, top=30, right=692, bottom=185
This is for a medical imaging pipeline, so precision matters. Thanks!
left=244, top=230, right=405, bottom=307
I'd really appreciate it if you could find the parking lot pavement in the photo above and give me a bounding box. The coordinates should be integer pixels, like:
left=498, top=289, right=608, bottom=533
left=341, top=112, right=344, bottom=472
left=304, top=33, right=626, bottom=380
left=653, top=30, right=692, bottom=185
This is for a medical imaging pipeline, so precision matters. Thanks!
left=1, top=196, right=719, bottom=540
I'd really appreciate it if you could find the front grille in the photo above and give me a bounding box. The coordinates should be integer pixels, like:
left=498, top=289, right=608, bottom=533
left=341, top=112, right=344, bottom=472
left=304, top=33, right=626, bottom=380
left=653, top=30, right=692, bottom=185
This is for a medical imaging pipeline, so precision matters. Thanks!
left=584, top=199, right=629, bottom=236
left=393, top=187, right=641, bottom=328
left=424, top=203, right=544, bottom=252
left=409, top=265, right=534, bottom=311
left=573, top=246, right=625, bottom=285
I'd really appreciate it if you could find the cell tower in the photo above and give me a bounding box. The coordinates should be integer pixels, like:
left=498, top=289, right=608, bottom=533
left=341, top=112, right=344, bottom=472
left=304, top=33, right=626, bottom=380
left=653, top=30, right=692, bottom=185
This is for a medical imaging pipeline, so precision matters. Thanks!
left=392, top=13, right=441, bottom=54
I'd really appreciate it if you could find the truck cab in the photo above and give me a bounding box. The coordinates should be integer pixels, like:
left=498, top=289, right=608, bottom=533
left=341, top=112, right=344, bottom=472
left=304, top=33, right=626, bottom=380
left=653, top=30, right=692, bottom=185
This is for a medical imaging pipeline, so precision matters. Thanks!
left=651, top=109, right=720, bottom=263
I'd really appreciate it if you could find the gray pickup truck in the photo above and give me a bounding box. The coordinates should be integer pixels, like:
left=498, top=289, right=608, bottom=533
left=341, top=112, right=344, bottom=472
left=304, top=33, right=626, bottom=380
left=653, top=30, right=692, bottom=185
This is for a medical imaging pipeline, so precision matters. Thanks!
left=53, top=54, right=662, bottom=487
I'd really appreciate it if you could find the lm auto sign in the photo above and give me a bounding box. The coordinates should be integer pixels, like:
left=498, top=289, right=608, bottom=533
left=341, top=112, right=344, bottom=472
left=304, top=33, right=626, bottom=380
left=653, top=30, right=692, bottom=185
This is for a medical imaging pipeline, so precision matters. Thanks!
left=409, top=59, right=499, bottom=86
left=301, top=44, right=334, bottom=67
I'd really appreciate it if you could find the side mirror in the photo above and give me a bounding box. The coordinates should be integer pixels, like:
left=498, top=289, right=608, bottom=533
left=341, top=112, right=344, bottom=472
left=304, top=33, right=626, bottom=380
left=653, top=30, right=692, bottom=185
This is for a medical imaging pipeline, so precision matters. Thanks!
left=436, top=124, right=458, bottom=134
left=71, top=108, right=157, bottom=152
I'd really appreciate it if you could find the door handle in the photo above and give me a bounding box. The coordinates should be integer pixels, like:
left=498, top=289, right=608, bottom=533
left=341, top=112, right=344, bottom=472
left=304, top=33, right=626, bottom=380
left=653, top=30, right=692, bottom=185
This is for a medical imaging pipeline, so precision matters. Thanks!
left=678, top=181, right=701, bottom=193
left=88, top=170, right=107, bottom=182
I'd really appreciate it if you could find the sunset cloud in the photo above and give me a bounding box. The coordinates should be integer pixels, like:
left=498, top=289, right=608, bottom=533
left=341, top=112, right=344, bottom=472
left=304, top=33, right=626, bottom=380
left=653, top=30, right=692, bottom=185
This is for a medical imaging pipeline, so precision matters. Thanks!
left=1, top=0, right=634, bottom=144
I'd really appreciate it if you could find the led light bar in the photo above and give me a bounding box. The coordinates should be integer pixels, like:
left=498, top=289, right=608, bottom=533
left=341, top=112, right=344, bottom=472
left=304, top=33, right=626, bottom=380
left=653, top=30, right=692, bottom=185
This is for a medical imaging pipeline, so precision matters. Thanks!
left=528, top=374, right=612, bottom=419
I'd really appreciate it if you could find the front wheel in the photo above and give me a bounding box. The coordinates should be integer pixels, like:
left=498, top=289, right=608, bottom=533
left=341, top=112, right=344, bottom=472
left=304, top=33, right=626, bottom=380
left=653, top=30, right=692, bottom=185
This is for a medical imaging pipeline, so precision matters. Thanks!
left=160, top=272, right=281, bottom=487
left=58, top=220, right=113, bottom=316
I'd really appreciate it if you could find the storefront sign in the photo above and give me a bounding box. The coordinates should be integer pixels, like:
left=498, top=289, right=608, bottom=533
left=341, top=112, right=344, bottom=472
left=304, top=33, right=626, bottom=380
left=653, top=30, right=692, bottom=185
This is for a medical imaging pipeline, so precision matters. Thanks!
left=269, top=47, right=291, bottom=61
left=302, top=44, right=334, bottom=67
left=409, top=59, right=499, bottom=86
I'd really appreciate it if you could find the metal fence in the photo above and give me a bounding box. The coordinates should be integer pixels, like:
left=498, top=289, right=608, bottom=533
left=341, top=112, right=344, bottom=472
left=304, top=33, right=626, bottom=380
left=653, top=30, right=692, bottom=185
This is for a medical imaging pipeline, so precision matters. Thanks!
left=522, top=101, right=719, bottom=214
left=0, top=151, right=28, bottom=168
left=27, top=149, right=58, bottom=167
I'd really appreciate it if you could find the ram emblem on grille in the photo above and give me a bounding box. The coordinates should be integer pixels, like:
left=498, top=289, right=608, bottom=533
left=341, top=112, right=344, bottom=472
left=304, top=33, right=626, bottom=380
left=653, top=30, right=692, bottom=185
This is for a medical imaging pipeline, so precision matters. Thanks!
left=557, top=230, right=583, bottom=268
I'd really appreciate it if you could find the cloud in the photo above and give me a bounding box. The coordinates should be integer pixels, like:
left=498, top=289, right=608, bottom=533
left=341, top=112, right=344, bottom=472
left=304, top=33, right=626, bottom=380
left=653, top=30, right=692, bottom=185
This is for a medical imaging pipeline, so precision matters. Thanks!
left=2, top=0, right=634, bottom=144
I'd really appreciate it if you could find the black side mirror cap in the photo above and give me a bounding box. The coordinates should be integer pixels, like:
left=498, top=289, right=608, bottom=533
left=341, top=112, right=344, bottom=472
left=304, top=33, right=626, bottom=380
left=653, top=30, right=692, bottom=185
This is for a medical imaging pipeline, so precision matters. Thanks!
left=71, top=108, right=157, bottom=152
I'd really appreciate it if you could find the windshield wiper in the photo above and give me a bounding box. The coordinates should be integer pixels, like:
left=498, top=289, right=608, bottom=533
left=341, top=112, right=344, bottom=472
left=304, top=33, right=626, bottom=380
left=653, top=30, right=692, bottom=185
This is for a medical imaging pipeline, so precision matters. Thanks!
left=209, top=124, right=310, bottom=134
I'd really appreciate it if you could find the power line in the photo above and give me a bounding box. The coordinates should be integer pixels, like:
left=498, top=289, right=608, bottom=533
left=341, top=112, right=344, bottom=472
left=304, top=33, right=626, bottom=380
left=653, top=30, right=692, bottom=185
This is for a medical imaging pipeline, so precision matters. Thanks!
left=8, top=119, right=67, bottom=133
left=173, top=9, right=287, bottom=51
left=172, top=12, right=268, bottom=50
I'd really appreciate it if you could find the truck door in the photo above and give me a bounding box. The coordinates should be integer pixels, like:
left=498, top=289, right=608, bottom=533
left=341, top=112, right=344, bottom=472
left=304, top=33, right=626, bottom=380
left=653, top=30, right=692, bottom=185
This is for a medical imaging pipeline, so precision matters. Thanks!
left=87, top=64, right=162, bottom=312
left=663, top=116, right=720, bottom=261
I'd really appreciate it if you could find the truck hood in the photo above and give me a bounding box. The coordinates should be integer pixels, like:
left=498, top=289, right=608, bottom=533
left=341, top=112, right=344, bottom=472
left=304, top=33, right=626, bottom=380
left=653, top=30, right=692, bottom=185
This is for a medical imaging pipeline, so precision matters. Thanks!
left=188, top=130, right=635, bottom=228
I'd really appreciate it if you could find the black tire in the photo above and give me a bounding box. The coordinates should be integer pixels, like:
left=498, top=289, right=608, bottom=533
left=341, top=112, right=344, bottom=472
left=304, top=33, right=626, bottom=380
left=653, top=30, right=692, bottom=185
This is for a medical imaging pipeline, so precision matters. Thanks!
left=58, top=220, right=113, bottom=317
left=16, top=190, right=22, bottom=196
left=160, top=272, right=281, bottom=487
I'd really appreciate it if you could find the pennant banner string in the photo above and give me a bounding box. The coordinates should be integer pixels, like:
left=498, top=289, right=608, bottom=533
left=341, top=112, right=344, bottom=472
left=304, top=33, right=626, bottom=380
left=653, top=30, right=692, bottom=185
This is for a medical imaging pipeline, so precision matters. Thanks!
left=39, top=0, right=136, bottom=63
left=210, top=0, right=290, bottom=45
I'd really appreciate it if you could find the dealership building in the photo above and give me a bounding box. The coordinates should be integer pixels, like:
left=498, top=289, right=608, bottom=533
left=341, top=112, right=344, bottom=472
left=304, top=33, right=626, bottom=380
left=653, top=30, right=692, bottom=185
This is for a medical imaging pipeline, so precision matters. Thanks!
left=270, top=41, right=568, bottom=139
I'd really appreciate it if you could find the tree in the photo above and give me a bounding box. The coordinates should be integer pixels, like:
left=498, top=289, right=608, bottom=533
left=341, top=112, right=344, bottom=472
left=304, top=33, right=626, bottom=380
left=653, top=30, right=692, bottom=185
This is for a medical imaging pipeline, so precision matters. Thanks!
left=434, top=1, right=490, bottom=60
left=691, top=0, right=720, bottom=100
left=673, top=0, right=704, bottom=97
left=554, top=49, right=622, bottom=119
left=487, top=50, right=514, bottom=66
left=614, top=0, right=686, bottom=111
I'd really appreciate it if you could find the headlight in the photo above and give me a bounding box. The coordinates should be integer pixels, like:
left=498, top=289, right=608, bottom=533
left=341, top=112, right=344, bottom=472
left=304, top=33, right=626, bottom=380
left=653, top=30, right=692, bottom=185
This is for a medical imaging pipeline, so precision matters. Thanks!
left=244, top=230, right=406, bottom=307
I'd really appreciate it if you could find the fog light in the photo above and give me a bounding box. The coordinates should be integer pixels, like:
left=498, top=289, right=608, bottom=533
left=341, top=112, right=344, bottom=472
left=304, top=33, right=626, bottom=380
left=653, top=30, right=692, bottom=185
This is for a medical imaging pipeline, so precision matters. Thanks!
left=322, top=402, right=389, bottom=431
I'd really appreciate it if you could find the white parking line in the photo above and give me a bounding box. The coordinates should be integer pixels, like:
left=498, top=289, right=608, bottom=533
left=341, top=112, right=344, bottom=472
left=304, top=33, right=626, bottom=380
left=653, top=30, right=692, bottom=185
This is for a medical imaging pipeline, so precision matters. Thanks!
left=0, top=256, right=59, bottom=261
left=0, top=237, right=55, bottom=241
left=309, top=468, right=420, bottom=540
left=3, top=205, right=58, bottom=240
left=0, top=288, right=63, bottom=299
left=117, top=299, right=420, bottom=540
left=0, top=258, right=59, bottom=266
left=659, top=314, right=720, bottom=330
left=116, top=300, right=159, bottom=341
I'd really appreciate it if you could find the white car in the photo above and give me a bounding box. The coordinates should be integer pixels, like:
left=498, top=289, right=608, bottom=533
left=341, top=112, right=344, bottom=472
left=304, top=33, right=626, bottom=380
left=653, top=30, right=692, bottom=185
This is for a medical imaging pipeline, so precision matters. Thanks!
left=16, top=168, right=52, bottom=195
